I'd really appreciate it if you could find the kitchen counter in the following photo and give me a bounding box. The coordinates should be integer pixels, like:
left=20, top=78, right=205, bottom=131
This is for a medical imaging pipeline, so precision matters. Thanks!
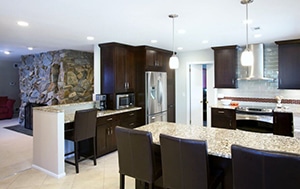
left=33, top=101, right=142, bottom=123
left=137, top=121, right=300, bottom=189
left=137, top=122, right=300, bottom=159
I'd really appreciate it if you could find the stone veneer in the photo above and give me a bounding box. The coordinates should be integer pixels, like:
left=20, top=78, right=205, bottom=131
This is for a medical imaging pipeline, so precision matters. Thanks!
left=18, top=49, right=93, bottom=126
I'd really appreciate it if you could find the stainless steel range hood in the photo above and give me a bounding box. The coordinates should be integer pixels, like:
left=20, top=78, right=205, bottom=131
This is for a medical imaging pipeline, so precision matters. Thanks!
left=238, top=43, right=274, bottom=81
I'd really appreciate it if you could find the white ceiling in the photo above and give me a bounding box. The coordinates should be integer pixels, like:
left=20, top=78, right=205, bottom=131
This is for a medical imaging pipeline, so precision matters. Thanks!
left=1, top=0, right=300, bottom=63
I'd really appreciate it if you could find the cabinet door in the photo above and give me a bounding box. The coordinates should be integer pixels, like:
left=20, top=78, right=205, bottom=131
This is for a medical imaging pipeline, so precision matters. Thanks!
left=96, top=123, right=107, bottom=157
left=277, top=42, right=300, bottom=89
left=125, top=49, right=135, bottom=92
left=115, top=46, right=127, bottom=93
left=211, top=108, right=236, bottom=129
left=273, top=112, right=293, bottom=137
left=212, top=46, right=238, bottom=88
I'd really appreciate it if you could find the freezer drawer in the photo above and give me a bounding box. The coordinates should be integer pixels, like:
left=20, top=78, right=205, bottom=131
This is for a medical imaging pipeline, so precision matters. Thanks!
left=147, top=111, right=168, bottom=124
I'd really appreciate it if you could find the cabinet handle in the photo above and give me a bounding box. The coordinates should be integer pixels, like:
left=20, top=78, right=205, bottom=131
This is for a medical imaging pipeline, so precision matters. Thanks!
left=218, top=111, right=225, bottom=114
left=229, top=120, right=232, bottom=127
left=127, top=82, right=129, bottom=89
left=232, top=79, right=234, bottom=84
left=107, top=118, right=113, bottom=121
left=130, top=123, right=135, bottom=126
left=111, top=127, right=113, bottom=134
left=129, top=113, right=134, bottom=116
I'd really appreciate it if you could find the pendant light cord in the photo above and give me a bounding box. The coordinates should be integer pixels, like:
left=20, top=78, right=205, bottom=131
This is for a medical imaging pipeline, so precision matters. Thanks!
left=172, top=17, right=175, bottom=55
left=245, top=2, right=249, bottom=50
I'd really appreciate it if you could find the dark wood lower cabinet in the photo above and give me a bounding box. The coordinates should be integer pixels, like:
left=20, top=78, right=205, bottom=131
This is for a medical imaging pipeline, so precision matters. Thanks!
left=273, top=112, right=294, bottom=137
left=211, top=108, right=236, bottom=129
left=96, top=109, right=143, bottom=157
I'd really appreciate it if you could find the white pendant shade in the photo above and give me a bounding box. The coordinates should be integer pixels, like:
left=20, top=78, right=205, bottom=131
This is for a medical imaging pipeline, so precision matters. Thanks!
left=169, top=54, right=179, bottom=69
left=241, top=49, right=254, bottom=66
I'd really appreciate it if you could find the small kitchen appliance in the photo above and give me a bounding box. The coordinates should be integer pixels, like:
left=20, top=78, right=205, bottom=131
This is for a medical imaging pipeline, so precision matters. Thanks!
left=116, top=93, right=135, bottom=110
left=95, top=94, right=107, bottom=111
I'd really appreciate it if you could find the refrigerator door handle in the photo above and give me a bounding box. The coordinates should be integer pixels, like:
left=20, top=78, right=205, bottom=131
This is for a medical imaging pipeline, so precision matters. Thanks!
left=157, top=79, right=162, bottom=105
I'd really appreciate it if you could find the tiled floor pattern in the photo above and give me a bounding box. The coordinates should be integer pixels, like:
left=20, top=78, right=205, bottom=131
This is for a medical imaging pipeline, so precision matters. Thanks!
left=0, top=118, right=135, bottom=189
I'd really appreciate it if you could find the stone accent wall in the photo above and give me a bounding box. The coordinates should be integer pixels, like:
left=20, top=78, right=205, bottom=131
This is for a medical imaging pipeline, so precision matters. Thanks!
left=18, top=49, right=93, bottom=125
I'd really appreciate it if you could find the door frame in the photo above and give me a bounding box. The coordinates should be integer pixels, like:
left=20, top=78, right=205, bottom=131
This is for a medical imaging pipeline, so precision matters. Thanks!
left=186, top=61, right=216, bottom=127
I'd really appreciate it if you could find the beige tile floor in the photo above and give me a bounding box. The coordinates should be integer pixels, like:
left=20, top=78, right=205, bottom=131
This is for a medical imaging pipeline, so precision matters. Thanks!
left=0, top=118, right=135, bottom=189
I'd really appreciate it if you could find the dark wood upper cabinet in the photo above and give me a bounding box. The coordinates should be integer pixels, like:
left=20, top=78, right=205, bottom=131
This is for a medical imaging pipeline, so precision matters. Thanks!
left=99, top=43, right=135, bottom=109
left=212, top=45, right=239, bottom=88
left=99, top=43, right=135, bottom=94
left=275, top=39, right=300, bottom=89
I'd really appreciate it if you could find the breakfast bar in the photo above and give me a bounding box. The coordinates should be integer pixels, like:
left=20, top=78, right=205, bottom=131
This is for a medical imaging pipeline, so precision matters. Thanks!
left=136, top=121, right=300, bottom=188
left=32, top=101, right=141, bottom=178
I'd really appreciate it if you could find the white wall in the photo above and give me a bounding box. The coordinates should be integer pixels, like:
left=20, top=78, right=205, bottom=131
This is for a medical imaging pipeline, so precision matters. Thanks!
left=176, top=49, right=214, bottom=124
left=93, top=44, right=101, bottom=98
left=0, top=61, right=20, bottom=114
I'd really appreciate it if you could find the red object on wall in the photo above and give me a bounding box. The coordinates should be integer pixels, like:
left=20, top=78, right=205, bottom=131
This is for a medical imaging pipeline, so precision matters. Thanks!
left=0, top=96, right=15, bottom=119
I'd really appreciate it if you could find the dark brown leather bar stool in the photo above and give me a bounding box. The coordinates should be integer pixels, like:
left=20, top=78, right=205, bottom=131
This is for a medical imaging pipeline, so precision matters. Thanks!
left=115, top=126, right=162, bottom=189
left=65, top=108, right=98, bottom=173
left=231, top=144, right=300, bottom=189
left=159, top=134, right=224, bottom=189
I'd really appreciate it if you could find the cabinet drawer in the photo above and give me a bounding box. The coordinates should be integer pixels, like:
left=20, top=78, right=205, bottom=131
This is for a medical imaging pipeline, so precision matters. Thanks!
left=97, top=115, right=119, bottom=125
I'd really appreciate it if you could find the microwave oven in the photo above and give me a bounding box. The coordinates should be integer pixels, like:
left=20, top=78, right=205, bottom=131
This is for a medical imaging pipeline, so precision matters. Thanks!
left=116, top=93, right=135, bottom=109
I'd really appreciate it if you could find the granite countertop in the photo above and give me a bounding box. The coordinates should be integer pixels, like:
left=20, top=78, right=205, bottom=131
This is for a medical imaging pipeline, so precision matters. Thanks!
left=137, top=122, right=300, bottom=159
left=32, top=101, right=142, bottom=123
left=64, top=107, right=142, bottom=123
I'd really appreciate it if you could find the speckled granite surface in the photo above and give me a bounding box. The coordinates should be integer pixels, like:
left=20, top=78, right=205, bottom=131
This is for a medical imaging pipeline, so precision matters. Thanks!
left=137, top=122, right=300, bottom=159
left=64, top=107, right=142, bottom=123
left=33, top=101, right=141, bottom=123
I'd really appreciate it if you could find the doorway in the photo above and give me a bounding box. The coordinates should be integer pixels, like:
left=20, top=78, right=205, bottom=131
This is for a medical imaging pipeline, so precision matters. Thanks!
left=188, top=62, right=215, bottom=127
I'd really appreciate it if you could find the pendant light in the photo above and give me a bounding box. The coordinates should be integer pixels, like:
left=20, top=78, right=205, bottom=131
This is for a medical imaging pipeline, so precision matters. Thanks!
left=169, top=14, right=179, bottom=69
left=241, top=0, right=254, bottom=66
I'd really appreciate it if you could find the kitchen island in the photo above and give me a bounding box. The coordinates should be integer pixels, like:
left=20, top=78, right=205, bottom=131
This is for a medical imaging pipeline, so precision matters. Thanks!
left=137, top=121, right=300, bottom=188
left=32, top=101, right=141, bottom=178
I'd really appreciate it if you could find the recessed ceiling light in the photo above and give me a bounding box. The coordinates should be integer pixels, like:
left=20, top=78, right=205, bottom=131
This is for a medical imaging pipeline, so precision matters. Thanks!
left=254, top=34, right=262, bottom=38
left=202, top=40, right=209, bottom=44
left=243, top=19, right=253, bottom=25
left=178, top=29, right=186, bottom=34
left=4, top=51, right=10, bottom=55
left=177, top=47, right=183, bottom=50
left=151, top=40, right=158, bottom=43
left=17, top=21, right=29, bottom=27
left=28, top=47, right=33, bottom=50
left=87, top=36, right=94, bottom=41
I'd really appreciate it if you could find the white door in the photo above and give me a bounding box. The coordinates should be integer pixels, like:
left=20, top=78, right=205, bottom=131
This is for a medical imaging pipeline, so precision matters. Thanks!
left=189, top=62, right=215, bottom=127
left=190, top=64, right=203, bottom=125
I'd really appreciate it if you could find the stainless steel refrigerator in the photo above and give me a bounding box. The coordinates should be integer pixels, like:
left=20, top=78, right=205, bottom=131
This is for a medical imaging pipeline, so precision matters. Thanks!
left=145, top=71, right=168, bottom=124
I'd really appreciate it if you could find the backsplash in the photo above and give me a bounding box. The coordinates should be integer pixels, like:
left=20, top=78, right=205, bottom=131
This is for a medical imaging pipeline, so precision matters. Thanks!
left=218, top=43, right=300, bottom=103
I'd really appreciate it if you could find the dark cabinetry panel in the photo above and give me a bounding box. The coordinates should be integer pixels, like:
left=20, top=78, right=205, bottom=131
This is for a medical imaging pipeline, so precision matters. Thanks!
left=96, top=109, right=142, bottom=157
left=275, top=39, right=300, bottom=89
left=212, top=45, right=238, bottom=88
left=211, top=108, right=236, bottom=129
left=273, top=112, right=293, bottom=137
left=165, top=55, right=176, bottom=122
left=96, top=114, right=120, bottom=157
left=99, top=43, right=135, bottom=109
